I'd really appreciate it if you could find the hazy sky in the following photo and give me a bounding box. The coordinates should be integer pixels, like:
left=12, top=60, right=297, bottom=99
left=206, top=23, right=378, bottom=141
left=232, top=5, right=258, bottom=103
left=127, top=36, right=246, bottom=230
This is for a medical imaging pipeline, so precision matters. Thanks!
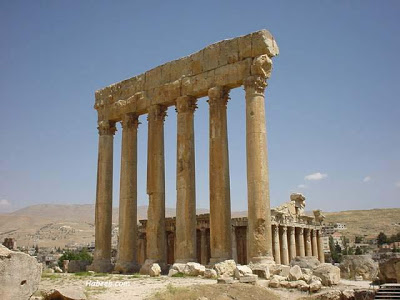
left=0, top=1, right=399, bottom=214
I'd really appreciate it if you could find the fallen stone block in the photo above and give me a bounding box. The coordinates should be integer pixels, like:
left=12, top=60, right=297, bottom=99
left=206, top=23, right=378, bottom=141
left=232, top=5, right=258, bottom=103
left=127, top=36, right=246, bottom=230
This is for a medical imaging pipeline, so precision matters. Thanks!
left=214, top=260, right=237, bottom=277
left=204, top=268, right=217, bottom=279
left=313, top=263, right=341, bottom=286
left=217, top=276, right=234, bottom=284
left=289, top=265, right=303, bottom=281
left=239, top=274, right=258, bottom=284
left=42, top=287, right=87, bottom=300
left=234, top=265, right=253, bottom=279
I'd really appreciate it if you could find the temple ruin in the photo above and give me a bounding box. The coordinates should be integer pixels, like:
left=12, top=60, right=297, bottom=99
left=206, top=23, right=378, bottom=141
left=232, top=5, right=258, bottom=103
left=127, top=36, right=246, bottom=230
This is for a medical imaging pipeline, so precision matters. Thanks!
left=90, top=29, right=323, bottom=274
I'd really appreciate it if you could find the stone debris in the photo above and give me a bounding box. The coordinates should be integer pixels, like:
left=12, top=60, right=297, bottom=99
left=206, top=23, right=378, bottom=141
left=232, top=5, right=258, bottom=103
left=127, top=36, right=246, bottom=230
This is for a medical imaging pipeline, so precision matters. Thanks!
left=214, top=259, right=237, bottom=277
left=203, top=268, right=217, bottom=279
left=139, top=259, right=161, bottom=277
left=313, top=263, right=341, bottom=286
left=217, top=276, right=234, bottom=284
left=168, top=269, right=179, bottom=277
left=290, top=256, right=321, bottom=269
left=249, top=263, right=271, bottom=279
left=42, top=287, right=87, bottom=300
left=0, top=245, right=42, bottom=300
left=289, top=265, right=303, bottom=281
left=377, top=252, right=400, bottom=283
left=185, top=262, right=206, bottom=276
left=239, top=274, right=258, bottom=284
left=339, top=255, right=379, bottom=281
left=309, top=280, right=322, bottom=292
left=149, top=263, right=161, bottom=277
left=234, top=265, right=253, bottom=279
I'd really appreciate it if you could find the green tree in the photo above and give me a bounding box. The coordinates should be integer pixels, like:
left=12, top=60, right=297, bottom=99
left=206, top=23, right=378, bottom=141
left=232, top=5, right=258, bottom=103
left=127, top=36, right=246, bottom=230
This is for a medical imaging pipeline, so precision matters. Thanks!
left=348, top=247, right=355, bottom=255
left=377, top=232, right=388, bottom=246
left=58, top=248, right=93, bottom=268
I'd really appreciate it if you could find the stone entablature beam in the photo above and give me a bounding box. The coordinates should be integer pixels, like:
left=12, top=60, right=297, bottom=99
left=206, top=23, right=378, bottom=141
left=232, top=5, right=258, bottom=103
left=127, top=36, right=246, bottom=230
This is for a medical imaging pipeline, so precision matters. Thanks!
left=94, top=30, right=279, bottom=122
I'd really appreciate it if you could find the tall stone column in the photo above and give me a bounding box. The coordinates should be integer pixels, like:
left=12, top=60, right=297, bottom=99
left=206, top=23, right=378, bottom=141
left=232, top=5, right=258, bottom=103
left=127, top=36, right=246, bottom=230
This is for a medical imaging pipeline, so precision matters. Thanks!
left=89, top=120, right=116, bottom=273
left=244, top=74, right=274, bottom=264
left=231, top=226, right=238, bottom=263
left=317, top=230, right=325, bottom=263
left=280, top=225, right=289, bottom=265
left=115, top=113, right=139, bottom=273
left=175, top=96, right=197, bottom=263
left=272, top=225, right=281, bottom=264
left=288, top=226, right=296, bottom=262
left=311, top=229, right=318, bottom=257
left=200, top=228, right=208, bottom=265
left=296, top=227, right=305, bottom=257
left=208, top=86, right=232, bottom=264
left=305, top=228, right=312, bottom=257
left=144, top=105, right=167, bottom=266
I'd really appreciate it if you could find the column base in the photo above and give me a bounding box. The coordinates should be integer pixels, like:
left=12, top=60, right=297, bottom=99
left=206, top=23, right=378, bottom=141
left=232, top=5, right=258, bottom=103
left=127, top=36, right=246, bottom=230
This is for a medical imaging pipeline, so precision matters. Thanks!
left=249, top=256, right=275, bottom=266
left=174, top=258, right=198, bottom=264
left=87, top=259, right=113, bottom=273
left=114, top=261, right=140, bottom=274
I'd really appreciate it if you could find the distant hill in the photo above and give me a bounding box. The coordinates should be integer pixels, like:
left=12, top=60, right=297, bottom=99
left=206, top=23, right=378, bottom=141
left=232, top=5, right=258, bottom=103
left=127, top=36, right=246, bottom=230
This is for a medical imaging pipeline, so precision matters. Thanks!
left=0, top=204, right=399, bottom=248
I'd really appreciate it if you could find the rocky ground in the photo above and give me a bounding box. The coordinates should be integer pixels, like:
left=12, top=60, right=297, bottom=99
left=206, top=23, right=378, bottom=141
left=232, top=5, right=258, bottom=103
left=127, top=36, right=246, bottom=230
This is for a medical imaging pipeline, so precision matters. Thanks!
left=32, top=273, right=375, bottom=300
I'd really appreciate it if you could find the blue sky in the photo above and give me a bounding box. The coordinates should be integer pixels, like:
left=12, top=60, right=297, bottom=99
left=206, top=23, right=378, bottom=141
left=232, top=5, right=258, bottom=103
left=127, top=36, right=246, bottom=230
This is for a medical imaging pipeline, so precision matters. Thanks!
left=0, top=0, right=399, bottom=214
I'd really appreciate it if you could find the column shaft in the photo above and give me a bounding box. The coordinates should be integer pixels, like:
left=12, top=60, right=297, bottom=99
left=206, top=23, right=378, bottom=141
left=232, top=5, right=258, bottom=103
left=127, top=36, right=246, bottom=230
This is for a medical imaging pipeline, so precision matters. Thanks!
left=145, top=105, right=167, bottom=264
left=312, top=229, right=318, bottom=257
left=89, top=120, right=116, bottom=273
left=175, top=96, right=197, bottom=263
left=208, top=86, right=232, bottom=264
left=296, top=227, right=305, bottom=257
left=288, top=226, right=296, bottom=262
left=305, top=228, right=312, bottom=257
left=115, top=114, right=139, bottom=273
left=280, top=226, right=289, bottom=265
left=244, top=75, right=274, bottom=264
left=317, top=230, right=325, bottom=263
left=273, top=225, right=281, bottom=264
left=200, top=228, right=208, bottom=265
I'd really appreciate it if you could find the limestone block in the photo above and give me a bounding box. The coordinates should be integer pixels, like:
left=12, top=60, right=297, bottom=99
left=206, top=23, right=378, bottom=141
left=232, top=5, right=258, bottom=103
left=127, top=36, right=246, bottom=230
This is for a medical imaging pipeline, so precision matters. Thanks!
left=144, top=66, right=162, bottom=90
left=353, top=289, right=375, bottom=300
left=290, top=256, right=321, bottom=269
left=149, top=263, right=161, bottom=277
left=203, top=43, right=220, bottom=72
left=377, top=252, right=400, bottom=283
left=171, top=263, right=187, bottom=273
left=234, top=265, right=253, bottom=279
left=268, top=277, right=280, bottom=288
left=168, top=269, right=179, bottom=277
left=309, top=280, right=322, bottom=292
left=313, top=263, right=341, bottom=286
left=42, top=287, right=87, bottom=300
left=218, top=38, right=239, bottom=66
left=249, top=264, right=271, bottom=279
left=301, top=268, right=313, bottom=275
left=251, top=30, right=280, bottom=57
left=214, top=59, right=251, bottom=87
left=67, top=260, right=91, bottom=273
left=272, top=264, right=290, bottom=277
left=181, top=70, right=214, bottom=97
left=280, top=280, right=290, bottom=288
left=342, top=289, right=355, bottom=300
left=317, top=290, right=342, bottom=300
left=339, top=255, right=379, bottom=280
left=185, top=262, right=205, bottom=276
left=54, top=266, right=63, bottom=273
left=289, top=265, right=303, bottom=281
left=238, top=33, right=252, bottom=60
left=189, top=50, right=203, bottom=75
left=0, top=245, right=42, bottom=300
left=204, top=268, right=217, bottom=279
left=151, top=80, right=181, bottom=106
left=217, top=276, right=234, bottom=284
left=214, top=259, right=237, bottom=277
left=301, top=274, right=311, bottom=283
left=239, top=274, right=258, bottom=284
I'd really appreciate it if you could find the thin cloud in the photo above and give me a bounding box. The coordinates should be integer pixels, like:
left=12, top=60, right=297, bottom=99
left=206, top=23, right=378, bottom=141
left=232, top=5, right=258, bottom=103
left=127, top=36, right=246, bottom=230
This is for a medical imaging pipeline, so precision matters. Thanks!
left=0, top=199, right=10, bottom=206
left=396, top=181, right=400, bottom=188
left=304, top=172, right=328, bottom=181
left=363, top=176, right=371, bottom=183
left=297, top=184, right=307, bottom=189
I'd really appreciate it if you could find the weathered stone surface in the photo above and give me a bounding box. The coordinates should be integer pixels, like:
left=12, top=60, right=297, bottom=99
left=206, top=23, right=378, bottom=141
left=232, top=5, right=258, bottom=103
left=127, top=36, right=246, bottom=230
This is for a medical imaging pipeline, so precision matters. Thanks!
left=0, top=245, right=42, bottom=300
left=171, top=263, right=187, bottom=273
left=234, top=265, right=253, bottom=279
left=309, top=280, right=322, bottom=292
left=149, top=263, right=161, bottom=277
left=280, top=280, right=290, bottom=288
left=42, top=287, right=87, bottom=300
left=341, top=289, right=355, bottom=300
left=214, top=260, right=236, bottom=277
left=54, top=266, right=63, bottom=273
left=249, top=263, right=271, bottom=279
left=354, top=289, right=375, bottom=300
left=239, top=274, right=258, bottom=283
left=289, top=265, right=303, bottom=281
left=313, top=263, right=340, bottom=286
left=268, top=277, right=280, bottom=288
left=185, top=262, right=205, bottom=276
left=302, top=268, right=313, bottom=275
left=339, top=255, right=379, bottom=280
left=67, top=260, right=91, bottom=273
left=95, top=30, right=279, bottom=119
left=140, top=259, right=161, bottom=276
left=290, top=256, right=321, bottom=269
left=377, top=252, right=400, bottom=283
left=317, top=290, right=342, bottom=300
left=168, top=269, right=179, bottom=277
left=204, top=268, right=217, bottom=279
left=217, top=276, right=234, bottom=284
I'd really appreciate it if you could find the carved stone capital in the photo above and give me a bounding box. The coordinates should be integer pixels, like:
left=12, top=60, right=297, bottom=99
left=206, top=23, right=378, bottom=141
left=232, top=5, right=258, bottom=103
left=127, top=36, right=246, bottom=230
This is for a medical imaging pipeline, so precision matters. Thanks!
left=244, top=75, right=267, bottom=95
left=175, top=96, right=197, bottom=114
left=298, top=227, right=304, bottom=235
left=147, top=104, right=167, bottom=122
left=312, top=230, right=317, bottom=237
left=97, top=120, right=117, bottom=136
left=273, top=226, right=279, bottom=235
left=121, top=113, right=140, bottom=129
left=207, top=86, right=229, bottom=107
left=281, top=226, right=287, bottom=234
left=305, top=228, right=311, bottom=237
left=251, top=54, right=272, bottom=78
left=289, top=227, right=295, bottom=236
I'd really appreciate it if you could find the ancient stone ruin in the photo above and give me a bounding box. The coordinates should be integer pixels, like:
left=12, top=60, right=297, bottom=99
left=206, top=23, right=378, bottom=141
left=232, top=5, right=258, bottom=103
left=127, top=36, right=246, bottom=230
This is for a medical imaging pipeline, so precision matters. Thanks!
left=90, top=30, right=326, bottom=274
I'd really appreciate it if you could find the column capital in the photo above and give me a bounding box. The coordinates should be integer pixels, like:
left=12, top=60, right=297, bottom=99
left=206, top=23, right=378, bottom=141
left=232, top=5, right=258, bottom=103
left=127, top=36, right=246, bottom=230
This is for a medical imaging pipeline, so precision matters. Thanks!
left=281, top=225, right=287, bottom=233
left=176, top=96, right=197, bottom=114
left=207, top=86, right=229, bottom=107
left=147, top=104, right=167, bottom=122
left=273, top=225, right=279, bottom=234
left=298, top=227, right=304, bottom=235
left=121, top=113, right=140, bottom=129
left=305, top=228, right=311, bottom=236
left=244, top=75, right=267, bottom=95
left=97, top=120, right=117, bottom=136
left=312, top=229, right=317, bottom=237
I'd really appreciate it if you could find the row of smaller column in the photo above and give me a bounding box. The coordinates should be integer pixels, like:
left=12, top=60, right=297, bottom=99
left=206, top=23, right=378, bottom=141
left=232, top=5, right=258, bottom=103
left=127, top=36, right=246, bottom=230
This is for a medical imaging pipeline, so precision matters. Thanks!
left=272, top=225, right=325, bottom=265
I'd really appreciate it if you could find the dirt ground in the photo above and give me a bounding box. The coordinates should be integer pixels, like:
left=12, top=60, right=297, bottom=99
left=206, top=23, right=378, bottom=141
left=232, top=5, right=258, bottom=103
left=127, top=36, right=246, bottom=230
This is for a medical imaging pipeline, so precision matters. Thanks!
left=35, top=273, right=374, bottom=300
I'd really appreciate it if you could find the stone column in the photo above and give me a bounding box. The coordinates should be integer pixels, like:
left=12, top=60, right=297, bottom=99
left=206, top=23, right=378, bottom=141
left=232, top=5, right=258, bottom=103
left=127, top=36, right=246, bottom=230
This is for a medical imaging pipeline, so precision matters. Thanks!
left=305, top=228, right=312, bottom=257
left=175, top=96, right=197, bottom=263
left=89, top=120, right=116, bottom=273
left=144, top=105, right=167, bottom=265
left=115, top=113, right=140, bottom=273
left=231, top=226, right=238, bottom=263
left=208, top=86, right=232, bottom=264
left=280, top=225, right=289, bottom=265
left=288, top=226, right=296, bottom=262
left=272, top=225, right=281, bottom=264
left=200, top=228, right=208, bottom=265
left=312, top=229, right=318, bottom=257
left=317, top=230, right=325, bottom=263
left=244, top=75, right=274, bottom=264
left=296, top=227, right=305, bottom=257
